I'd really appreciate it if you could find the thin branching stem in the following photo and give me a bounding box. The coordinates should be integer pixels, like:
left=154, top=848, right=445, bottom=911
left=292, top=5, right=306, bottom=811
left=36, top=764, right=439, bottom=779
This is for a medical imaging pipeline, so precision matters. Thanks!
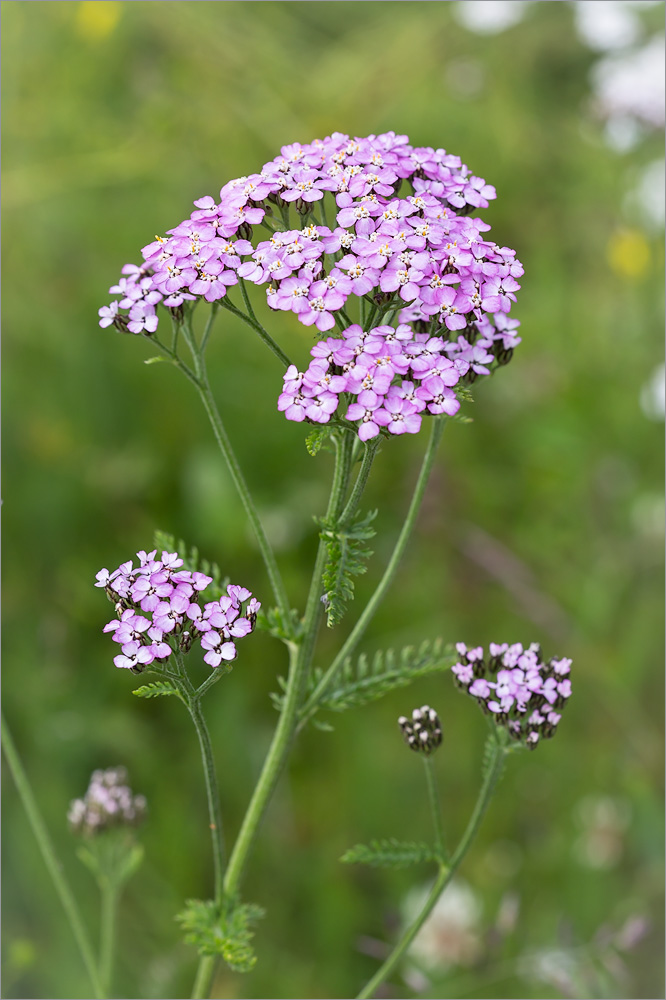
left=423, top=756, right=447, bottom=858
left=1, top=714, right=105, bottom=999
left=356, top=735, right=507, bottom=999
left=222, top=431, right=355, bottom=899
left=179, top=315, right=291, bottom=622
left=299, top=417, right=446, bottom=727
left=220, top=296, right=292, bottom=368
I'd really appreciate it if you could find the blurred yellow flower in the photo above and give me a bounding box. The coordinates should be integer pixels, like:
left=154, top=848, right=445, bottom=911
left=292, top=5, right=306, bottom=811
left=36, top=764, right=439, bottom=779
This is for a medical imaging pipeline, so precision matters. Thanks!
left=606, top=227, right=650, bottom=278
left=75, top=1, right=121, bottom=41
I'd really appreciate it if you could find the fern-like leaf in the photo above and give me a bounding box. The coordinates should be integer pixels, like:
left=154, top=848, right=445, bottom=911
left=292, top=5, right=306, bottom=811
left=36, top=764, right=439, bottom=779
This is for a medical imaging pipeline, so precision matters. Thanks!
left=341, top=839, right=442, bottom=869
left=132, top=680, right=182, bottom=701
left=304, top=638, right=454, bottom=717
left=319, top=509, right=376, bottom=628
left=176, top=897, right=265, bottom=973
left=153, top=531, right=228, bottom=599
left=305, top=426, right=331, bottom=456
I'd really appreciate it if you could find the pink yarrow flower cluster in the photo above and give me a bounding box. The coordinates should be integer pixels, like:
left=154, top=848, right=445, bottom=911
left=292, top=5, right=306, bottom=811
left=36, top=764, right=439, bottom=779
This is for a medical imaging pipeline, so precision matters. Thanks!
left=96, top=549, right=260, bottom=672
left=452, top=642, right=572, bottom=749
left=279, top=322, right=465, bottom=439
left=99, top=132, right=522, bottom=439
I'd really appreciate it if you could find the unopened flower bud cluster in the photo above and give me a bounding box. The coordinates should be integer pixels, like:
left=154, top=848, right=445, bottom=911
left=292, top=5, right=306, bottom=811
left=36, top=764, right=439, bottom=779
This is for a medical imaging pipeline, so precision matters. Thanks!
left=100, top=131, right=522, bottom=441
left=398, top=705, right=443, bottom=755
left=68, top=767, right=146, bottom=836
left=452, top=643, right=572, bottom=748
left=95, top=549, right=260, bottom=672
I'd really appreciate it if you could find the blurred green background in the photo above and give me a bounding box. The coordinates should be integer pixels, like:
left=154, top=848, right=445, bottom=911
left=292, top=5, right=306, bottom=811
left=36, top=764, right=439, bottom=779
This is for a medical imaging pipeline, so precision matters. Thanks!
left=2, top=2, right=664, bottom=998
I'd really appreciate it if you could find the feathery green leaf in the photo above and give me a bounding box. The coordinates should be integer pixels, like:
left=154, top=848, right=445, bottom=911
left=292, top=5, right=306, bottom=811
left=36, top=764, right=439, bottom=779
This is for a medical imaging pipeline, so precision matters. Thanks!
left=176, top=897, right=265, bottom=973
left=303, top=638, right=454, bottom=717
left=341, top=839, right=442, bottom=869
left=319, top=509, right=376, bottom=628
left=132, top=680, right=182, bottom=701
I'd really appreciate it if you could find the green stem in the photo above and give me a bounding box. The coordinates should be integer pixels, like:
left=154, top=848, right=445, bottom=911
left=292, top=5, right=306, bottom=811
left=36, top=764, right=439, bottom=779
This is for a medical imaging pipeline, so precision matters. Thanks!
left=338, top=438, right=379, bottom=526
left=423, top=756, right=446, bottom=857
left=1, top=714, right=105, bottom=999
left=181, top=317, right=291, bottom=623
left=356, top=737, right=506, bottom=999
left=188, top=698, right=225, bottom=905
left=299, top=417, right=446, bottom=727
left=191, top=955, right=216, bottom=1000
left=220, top=297, right=292, bottom=369
left=222, top=432, right=354, bottom=898
left=99, top=883, right=118, bottom=998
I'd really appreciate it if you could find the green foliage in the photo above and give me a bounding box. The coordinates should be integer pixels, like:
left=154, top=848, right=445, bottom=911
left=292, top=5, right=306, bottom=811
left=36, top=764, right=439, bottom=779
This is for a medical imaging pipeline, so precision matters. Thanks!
left=132, top=680, right=182, bottom=701
left=340, top=839, right=443, bottom=869
left=305, top=426, right=331, bottom=457
left=176, top=898, right=265, bottom=973
left=153, top=531, right=228, bottom=600
left=256, top=605, right=303, bottom=644
left=319, top=509, right=376, bottom=628
left=304, top=638, right=454, bottom=718
left=76, top=831, right=144, bottom=891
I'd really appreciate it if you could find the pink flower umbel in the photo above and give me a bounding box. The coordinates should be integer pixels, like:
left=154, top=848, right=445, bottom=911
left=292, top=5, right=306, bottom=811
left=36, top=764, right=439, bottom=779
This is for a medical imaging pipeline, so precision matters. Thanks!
left=96, top=549, right=260, bottom=673
left=452, top=642, right=573, bottom=748
left=99, top=132, right=523, bottom=442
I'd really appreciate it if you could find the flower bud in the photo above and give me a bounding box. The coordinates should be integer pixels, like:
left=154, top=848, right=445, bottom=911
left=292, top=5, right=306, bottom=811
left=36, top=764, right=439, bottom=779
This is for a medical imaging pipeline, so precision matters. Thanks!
left=398, top=705, right=442, bottom=756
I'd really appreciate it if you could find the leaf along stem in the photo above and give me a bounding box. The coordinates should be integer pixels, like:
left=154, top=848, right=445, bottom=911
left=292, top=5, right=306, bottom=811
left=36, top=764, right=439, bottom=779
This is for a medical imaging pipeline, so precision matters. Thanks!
left=1, top=713, right=105, bottom=999
left=356, top=735, right=507, bottom=999
left=299, top=417, right=446, bottom=728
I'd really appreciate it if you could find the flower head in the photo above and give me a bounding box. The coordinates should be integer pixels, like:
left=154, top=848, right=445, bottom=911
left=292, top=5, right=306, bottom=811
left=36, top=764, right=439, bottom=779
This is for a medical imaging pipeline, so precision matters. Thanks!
left=100, top=132, right=522, bottom=440
left=398, top=704, right=443, bottom=755
left=96, top=549, right=260, bottom=672
left=451, top=642, right=572, bottom=748
left=68, top=766, right=146, bottom=837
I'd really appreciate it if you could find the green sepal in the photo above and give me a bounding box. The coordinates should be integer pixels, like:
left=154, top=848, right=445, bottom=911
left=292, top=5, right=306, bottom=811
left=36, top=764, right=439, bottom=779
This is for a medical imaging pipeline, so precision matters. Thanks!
left=340, top=839, right=443, bottom=869
left=176, top=897, right=265, bottom=973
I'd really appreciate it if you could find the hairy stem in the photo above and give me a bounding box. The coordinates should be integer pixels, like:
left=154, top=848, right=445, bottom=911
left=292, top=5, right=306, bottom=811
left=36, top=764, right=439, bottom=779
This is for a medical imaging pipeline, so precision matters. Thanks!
left=222, top=431, right=354, bottom=898
left=300, top=417, right=446, bottom=726
left=339, top=438, right=379, bottom=526
left=1, top=714, right=105, bottom=999
left=356, top=736, right=507, bottom=999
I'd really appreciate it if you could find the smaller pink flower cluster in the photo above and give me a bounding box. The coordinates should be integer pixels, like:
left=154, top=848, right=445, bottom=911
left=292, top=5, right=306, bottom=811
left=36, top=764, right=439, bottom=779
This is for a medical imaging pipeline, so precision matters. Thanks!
left=96, top=549, right=260, bottom=672
left=452, top=642, right=572, bottom=748
left=279, top=321, right=472, bottom=440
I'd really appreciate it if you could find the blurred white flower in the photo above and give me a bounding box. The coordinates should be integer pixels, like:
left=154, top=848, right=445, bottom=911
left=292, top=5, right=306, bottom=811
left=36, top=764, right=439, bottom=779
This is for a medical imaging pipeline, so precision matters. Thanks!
left=520, top=947, right=580, bottom=995
left=592, top=35, right=665, bottom=136
left=454, top=0, right=528, bottom=35
left=574, top=1, right=642, bottom=51
left=404, top=878, right=482, bottom=971
left=573, top=795, right=631, bottom=869
left=640, top=364, right=665, bottom=421
left=626, top=159, right=666, bottom=230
